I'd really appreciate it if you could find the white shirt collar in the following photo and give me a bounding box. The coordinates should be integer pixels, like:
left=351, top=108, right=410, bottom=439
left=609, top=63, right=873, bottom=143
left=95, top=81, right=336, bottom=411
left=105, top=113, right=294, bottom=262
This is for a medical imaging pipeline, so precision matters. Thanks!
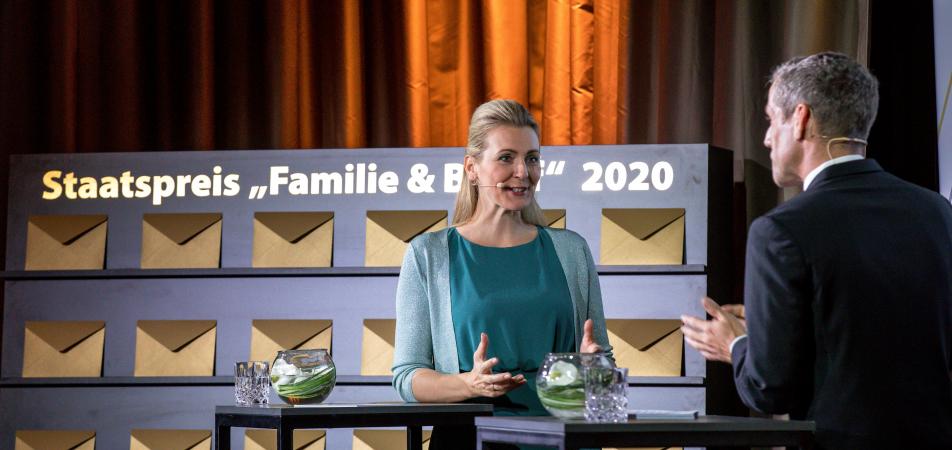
left=803, top=154, right=865, bottom=190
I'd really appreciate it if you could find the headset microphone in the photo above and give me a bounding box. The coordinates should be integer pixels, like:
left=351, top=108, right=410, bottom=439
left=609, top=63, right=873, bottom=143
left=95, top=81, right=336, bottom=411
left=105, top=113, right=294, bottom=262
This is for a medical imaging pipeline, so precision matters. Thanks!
left=476, top=182, right=507, bottom=188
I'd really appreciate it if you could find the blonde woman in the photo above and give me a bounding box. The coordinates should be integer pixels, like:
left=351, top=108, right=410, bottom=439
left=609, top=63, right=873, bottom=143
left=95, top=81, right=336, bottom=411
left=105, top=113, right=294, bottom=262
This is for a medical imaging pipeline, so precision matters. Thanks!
left=392, top=99, right=611, bottom=448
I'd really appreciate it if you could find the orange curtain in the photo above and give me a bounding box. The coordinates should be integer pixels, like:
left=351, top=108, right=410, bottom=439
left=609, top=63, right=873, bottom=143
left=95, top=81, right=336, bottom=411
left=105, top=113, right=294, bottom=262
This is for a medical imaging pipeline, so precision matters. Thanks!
left=0, top=0, right=867, bottom=157
left=0, top=0, right=721, bottom=152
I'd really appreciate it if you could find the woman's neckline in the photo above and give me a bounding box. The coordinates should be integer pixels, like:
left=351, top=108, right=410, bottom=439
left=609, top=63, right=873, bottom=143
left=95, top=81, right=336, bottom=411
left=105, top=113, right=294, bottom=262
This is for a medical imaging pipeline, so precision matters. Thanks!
left=451, top=225, right=540, bottom=249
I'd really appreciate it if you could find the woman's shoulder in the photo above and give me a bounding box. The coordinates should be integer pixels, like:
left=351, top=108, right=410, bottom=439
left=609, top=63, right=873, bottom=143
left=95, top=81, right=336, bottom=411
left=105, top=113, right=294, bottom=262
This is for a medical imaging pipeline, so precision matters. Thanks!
left=541, top=226, right=587, bottom=246
left=408, top=227, right=450, bottom=252
left=541, top=227, right=596, bottom=273
left=541, top=226, right=595, bottom=259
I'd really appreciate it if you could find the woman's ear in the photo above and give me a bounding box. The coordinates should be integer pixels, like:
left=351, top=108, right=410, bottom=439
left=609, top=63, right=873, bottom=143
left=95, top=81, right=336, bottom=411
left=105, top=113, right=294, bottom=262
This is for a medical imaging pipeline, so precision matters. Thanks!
left=464, top=154, right=477, bottom=182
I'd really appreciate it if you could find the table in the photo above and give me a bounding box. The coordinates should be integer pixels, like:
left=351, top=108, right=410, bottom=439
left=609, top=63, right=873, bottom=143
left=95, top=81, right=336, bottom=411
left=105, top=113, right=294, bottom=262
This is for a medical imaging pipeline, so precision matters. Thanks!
left=475, top=415, right=815, bottom=449
left=215, top=403, right=493, bottom=450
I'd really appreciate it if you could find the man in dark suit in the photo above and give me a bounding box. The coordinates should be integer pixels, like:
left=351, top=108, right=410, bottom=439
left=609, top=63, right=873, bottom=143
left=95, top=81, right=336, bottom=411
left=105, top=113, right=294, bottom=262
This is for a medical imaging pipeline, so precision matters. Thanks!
left=681, top=52, right=952, bottom=448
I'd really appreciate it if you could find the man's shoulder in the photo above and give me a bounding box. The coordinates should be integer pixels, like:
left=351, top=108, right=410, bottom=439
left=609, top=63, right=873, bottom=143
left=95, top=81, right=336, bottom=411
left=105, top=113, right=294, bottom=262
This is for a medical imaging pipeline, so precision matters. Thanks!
left=793, top=167, right=949, bottom=212
left=758, top=167, right=952, bottom=235
left=749, top=191, right=827, bottom=243
left=758, top=192, right=813, bottom=225
left=884, top=173, right=952, bottom=208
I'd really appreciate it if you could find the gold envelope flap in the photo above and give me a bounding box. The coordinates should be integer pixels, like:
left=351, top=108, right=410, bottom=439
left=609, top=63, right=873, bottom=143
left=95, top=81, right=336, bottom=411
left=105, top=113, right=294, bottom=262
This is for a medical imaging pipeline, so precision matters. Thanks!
left=543, top=209, right=566, bottom=228
left=143, top=213, right=222, bottom=245
left=25, top=321, right=105, bottom=352
left=246, top=429, right=325, bottom=450
left=609, top=319, right=682, bottom=351
left=15, top=430, right=95, bottom=450
left=138, top=320, right=217, bottom=352
left=29, top=215, right=108, bottom=245
left=353, top=429, right=431, bottom=450
left=361, top=319, right=396, bottom=375
left=255, top=212, right=334, bottom=243
left=602, top=209, right=685, bottom=240
left=131, top=429, right=211, bottom=450
left=364, top=319, right=396, bottom=348
left=253, top=320, right=332, bottom=350
left=367, top=211, right=447, bottom=243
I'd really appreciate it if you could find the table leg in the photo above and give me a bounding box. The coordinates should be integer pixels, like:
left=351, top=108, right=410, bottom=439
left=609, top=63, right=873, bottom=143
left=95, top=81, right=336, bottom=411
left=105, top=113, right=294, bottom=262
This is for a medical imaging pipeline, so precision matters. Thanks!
left=277, top=422, right=293, bottom=450
left=407, top=425, right=423, bottom=450
left=214, top=416, right=230, bottom=450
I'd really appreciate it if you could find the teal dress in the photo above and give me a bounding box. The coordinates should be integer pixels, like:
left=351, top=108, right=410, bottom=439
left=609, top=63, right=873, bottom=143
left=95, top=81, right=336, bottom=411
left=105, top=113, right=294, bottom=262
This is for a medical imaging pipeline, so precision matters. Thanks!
left=449, top=226, right=576, bottom=416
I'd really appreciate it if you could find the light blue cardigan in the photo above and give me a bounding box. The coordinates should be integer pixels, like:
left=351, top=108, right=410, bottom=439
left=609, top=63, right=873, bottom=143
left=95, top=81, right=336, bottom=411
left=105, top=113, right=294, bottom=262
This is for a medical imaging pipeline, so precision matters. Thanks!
left=391, top=227, right=613, bottom=402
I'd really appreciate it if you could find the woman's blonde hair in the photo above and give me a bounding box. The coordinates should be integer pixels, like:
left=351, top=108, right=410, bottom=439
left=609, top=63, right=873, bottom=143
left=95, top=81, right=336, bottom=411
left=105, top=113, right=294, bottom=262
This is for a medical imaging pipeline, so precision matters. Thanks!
left=452, top=99, right=546, bottom=226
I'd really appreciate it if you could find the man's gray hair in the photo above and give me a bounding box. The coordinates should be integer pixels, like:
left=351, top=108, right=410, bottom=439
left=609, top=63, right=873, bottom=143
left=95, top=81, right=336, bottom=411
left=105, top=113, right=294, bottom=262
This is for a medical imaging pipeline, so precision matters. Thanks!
left=770, top=52, right=879, bottom=139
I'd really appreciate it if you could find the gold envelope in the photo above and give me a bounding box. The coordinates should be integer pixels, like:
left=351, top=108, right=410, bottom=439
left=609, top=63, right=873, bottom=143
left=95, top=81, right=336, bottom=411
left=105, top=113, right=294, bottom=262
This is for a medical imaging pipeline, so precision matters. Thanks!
left=600, top=209, right=685, bottom=265
left=543, top=209, right=566, bottom=229
left=25, top=214, right=107, bottom=270
left=245, top=429, right=326, bottom=450
left=360, top=319, right=395, bottom=376
left=130, top=429, right=211, bottom=450
left=134, top=320, right=216, bottom=376
left=250, top=320, right=333, bottom=362
left=141, top=213, right=222, bottom=269
left=353, top=429, right=431, bottom=450
left=15, top=430, right=95, bottom=450
left=253, top=212, right=334, bottom=268
left=22, top=321, right=105, bottom=378
left=606, top=319, right=683, bottom=376
left=365, top=210, right=447, bottom=267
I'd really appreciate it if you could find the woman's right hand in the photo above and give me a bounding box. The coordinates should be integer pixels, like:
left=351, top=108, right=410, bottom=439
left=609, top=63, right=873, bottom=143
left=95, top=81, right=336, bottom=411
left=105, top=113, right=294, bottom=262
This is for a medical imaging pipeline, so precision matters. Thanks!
left=459, top=332, right=526, bottom=398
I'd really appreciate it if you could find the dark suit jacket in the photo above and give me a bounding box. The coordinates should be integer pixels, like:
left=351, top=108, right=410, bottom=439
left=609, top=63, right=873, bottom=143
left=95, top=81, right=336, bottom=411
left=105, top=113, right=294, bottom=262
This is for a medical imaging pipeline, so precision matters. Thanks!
left=732, top=159, right=952, bottom=449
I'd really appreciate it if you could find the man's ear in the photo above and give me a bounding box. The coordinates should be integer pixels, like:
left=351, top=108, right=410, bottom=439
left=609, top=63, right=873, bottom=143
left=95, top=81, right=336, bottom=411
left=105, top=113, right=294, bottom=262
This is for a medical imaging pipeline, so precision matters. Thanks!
left=793, top=103, right=811, bottom=141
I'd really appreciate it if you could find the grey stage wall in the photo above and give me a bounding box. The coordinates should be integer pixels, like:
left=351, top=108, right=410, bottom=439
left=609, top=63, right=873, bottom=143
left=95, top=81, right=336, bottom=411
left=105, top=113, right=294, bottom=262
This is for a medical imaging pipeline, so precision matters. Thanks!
left=1, top=144, right=731, bottom=449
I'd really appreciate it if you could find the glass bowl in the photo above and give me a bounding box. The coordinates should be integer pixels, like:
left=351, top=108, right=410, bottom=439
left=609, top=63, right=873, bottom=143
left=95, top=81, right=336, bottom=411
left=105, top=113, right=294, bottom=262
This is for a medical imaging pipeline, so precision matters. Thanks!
left=536, top=352, right=613, bottom=418
left=270, top=349, right=336, bottom=405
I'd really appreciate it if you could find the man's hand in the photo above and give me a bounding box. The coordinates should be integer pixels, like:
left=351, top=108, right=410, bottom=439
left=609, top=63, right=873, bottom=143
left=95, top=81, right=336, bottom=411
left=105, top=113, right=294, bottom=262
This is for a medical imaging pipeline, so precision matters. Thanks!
left=458, top=332, right=526, bottom=398
left=721, top=303, right=746, bottom=328
left=580, top=319, right=603, bottom=353
left=681, top=297, right=747, bottom=363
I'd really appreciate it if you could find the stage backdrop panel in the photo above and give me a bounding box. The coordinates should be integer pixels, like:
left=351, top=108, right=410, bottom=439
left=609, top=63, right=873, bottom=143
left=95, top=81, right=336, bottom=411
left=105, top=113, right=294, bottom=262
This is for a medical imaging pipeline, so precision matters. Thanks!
left=2, top=145, right=731, bottom=450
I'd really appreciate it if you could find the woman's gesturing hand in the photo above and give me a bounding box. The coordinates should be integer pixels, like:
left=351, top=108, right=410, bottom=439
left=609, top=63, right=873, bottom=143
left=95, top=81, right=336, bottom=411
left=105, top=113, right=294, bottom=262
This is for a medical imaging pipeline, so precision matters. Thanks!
left=459, top=332, right=526, bottom=398
left=580, top=319, right=603, bottom=353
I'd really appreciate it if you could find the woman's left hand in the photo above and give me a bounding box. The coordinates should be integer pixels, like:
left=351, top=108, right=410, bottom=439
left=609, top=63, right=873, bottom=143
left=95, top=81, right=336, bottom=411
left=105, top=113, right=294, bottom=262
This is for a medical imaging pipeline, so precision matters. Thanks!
left=580, top=319, right=602, bottom=353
